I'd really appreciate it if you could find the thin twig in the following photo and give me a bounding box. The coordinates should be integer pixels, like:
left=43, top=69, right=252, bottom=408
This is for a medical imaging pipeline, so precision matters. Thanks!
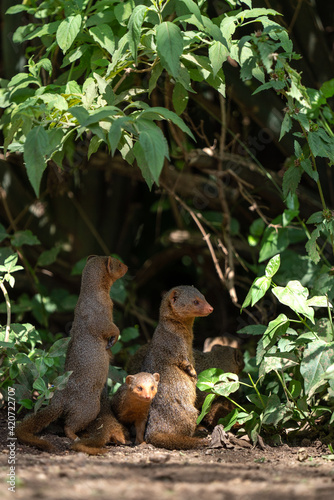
left=113, top=67, right=133, bottom=93
left=216, top=95, right=238, bottom=304
left=160, top=180, right=227, bottom=287
left=68, top=192, right=111, bottom=255
left=288, top=0, right=304, bottom=33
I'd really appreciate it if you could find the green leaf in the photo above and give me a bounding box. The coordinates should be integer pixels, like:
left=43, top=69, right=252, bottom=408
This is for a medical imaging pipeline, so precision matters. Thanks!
left=279, top=113, right=292, bottom=141
left=6, top=4, right=31, bottom=14
left=21, top=21, right=61, bottom=42
left=48, top=337, right=71, bottom=358
left=238, top=8, right=280, bottom=20
left=23, top=126, right=49, bottom=197
left=237, top=325, right=267, bottom=336
left=0, top=224, right=8, bottom=243
left=253, top=79, right=286, bottom=95
left=272, top=280, right=314, bottom=323
left=262, top=314, right=290, bottom=350
left=120, top=327, right=140, bottom=342
left=88, top=135, right=102, bottom=160
left=249, top=218, right=265, bottom=238
left=11, top=230, right=40, bottom=247
left=133, top=142, right=154, bottom=190
left=242, top=276, right=271, bottom=309
left=89, top=24, right=115, bottom=56
left=0, top=254, right=22, bottom=274
left=259, top=226, right=289, bottom=262
left=172, top=82, right=189, bottom=115
left=148, top=62, right=163, bottom=96
left=307, top=296, right=332, bottom=308
left=220, top=16, right=237, bottom=44
left=196, top=393, right=216, bottom=425
left=56, top=14, right=82, bottom=54
left=138, top=126, right=169, bottom=185
left=282, top=208, right=298, bottom=227
left=71, top=105, right=120, bottom=127
left=300, top=341, right=334, bottom=397
left=197, top=367, right=224, bottom=391
left=206, top=67, right=226, bottom=96
left=156, top=22, right=183, bottom=78
left=247, top=392, right=268, bottom=409
left=209, top=41, right=229, bottom=78
left=308, top=131, right=331, bottom=159
left=285, top=192, right=299, bottom=211
left=128, top=5, right=147, bottom=63
left=288, top=379, right=302, bottom=398
left=305, top=226, right=321, bottom=264
left=140, top=107, right=195, bottom=140
left=282, top=164, right=302, bottom=198
left=36, top=247, right=60, bottom=267
left=114, top=1, right=134, bottom=25
left=300, top=157, right=318, bottom=183
left=177, top=0, right=203, bottom=27
left=37, top=93, right=68, bottom=111
left=108, top=117, right=129, bottom=156
left=320, top=78, right=334, bottom=99
left=212, top=373, right=240, bottom=397
left=307, top=211, right=323, bottom=224
left=262, top=394, right=288, bottom=425
left=265, top=254, right=280, bottom=278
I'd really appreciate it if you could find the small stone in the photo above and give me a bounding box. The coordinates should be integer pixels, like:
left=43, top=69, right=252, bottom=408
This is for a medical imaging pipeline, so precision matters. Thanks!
left=297, top=448, right=309, bottom=462
left=149, top=453, right=170, bottom=464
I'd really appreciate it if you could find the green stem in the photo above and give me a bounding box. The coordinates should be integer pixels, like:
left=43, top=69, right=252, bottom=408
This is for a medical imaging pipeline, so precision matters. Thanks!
left=275, top=369, right=314, bottom=426
left=294, top=313, right=320, bottom=340
left=300, top=125, right=327, bottom=212
left=248, top=373, right=266, bottom=409
left=67, top=62, right=75, bottom=83
left=0, top=279, right=11, bottom=368
left=225, top=395, right=247, bottom=413
left=0, top=280, right=11, bottom=343
left=326, top=295, right=334, bottom=339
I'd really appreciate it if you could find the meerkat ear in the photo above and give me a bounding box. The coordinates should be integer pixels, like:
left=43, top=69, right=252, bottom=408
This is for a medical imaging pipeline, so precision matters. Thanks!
left=106, top=256, right=113, bottom=273
left=125, top=375, right=134, bottom=385
left=169, top=289, right=180, bottom=303
left=153, top=373, right=160, bottom=383
left=87, top=255, right=97, bottom=261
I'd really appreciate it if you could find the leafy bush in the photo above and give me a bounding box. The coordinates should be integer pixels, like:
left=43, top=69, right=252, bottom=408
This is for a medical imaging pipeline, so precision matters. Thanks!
left=197, top=254, right=334, bottom=443
left=0, top=246, right=72, bottom=411
left=1, top=0, right=286, bottom=194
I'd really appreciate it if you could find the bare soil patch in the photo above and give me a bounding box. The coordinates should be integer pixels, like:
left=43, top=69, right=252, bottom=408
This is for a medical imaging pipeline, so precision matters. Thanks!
left=1, top=410, right=333, bottom=500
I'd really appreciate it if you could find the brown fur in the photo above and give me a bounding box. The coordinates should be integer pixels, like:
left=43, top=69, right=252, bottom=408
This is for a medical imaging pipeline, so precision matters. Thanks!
left=16, top=255, right=127, bottom=452
left=128, top=341, right=244, bottom=431
left=71, top=387, right=130, bottom=455
left=111, top=372, right=160, bottom=444
left=141, top=285, right=213, bottom=450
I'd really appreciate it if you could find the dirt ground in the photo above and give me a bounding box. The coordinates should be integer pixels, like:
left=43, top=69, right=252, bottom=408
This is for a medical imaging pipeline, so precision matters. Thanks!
left=1, top=410, right=334, bottom=500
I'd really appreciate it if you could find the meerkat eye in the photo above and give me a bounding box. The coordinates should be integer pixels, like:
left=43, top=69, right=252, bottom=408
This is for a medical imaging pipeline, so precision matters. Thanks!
left=193, top=299, right=199, bottom=305
left=137, top=386, right=142, bottom=391
left=151, top=386, right=155, bottom=391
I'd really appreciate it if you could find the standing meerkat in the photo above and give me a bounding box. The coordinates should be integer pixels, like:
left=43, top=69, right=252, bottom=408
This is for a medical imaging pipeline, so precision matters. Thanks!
left=16, top=255, right=127, bottom=452
left=141, top=285, right=213, bottom=450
